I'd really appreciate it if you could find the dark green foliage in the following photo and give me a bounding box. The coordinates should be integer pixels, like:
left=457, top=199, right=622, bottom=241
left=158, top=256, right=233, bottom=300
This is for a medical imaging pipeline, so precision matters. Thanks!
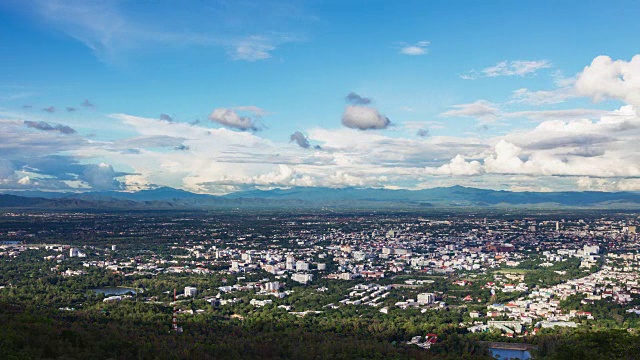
left=0, top=302, right=492, bottom=360
left=533, top=329, right=640, bottom=360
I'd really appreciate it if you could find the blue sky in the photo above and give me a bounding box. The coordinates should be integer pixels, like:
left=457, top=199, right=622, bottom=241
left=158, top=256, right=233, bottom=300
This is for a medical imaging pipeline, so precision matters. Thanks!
left=1, top=0, right=640, bottom=193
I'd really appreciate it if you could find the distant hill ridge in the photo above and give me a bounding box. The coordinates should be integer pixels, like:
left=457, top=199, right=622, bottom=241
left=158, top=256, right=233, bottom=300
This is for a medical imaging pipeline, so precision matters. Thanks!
left=1, top=186, right=640, bottom=209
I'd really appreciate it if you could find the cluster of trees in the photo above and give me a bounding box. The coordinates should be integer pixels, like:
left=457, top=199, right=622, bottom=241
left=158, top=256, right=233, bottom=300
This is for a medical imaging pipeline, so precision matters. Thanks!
left=560, top=294, right=640, bottom=330
left=0, top=301, right=493, bottom=359
left=4, top=294, right=638, bottom=359
left=532, top=329, right=640, bottom=359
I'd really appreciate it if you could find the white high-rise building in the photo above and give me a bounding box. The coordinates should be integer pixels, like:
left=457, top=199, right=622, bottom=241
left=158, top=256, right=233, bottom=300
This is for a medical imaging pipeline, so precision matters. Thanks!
left=286, top=255, right=295, bottom=270
left=264, top=282, right=281, bottom=292
left=69, top=248, right=79, bottom=257
left=417, top=293, right=435, bottom=305
left=295, top=261, right=309, bottom=271
left=184, top=286, right=197, bottom=297
left=583, top=245, right=600, bottom=255
left=231, top=261, right=240, bottom=271
left=291, top=273, right=313, bottom=284
left=339, top=273, right=356, bottom=280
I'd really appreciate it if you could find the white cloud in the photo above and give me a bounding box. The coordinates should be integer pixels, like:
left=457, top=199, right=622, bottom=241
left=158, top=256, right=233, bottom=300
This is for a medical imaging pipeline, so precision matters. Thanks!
left=4, top=54, right=640, bottom=193
left=427, top=102, right=640, bottom=182
left=228, top=36, right=276, bottom=61
left=18, top=176, right=32, bottom=185
left=79, top=163, right=122, bottom=190
left=18, top=1, right=298, bottom=63
left=508, top=72, right=577, bottom=105
left=483, top=140, right=528, bottom=174
left=439, top=100, right=500, bottom=122
left=400, top=41, right=430, bottom=56
left=576, top=177, right=640, bottom=191
left=510, top=86, right=577, bottom=105
left=575, top=55, right=640, bottom=108
left=462, top=60, right=552, bottom=79
left=486, top=60, right=552, bottom=77
left=427, top=155, right=484, bottom=176
left=440, top=102, right=605, bottom=124
left=341, top=106, right=390, bottom=130
left=506, top=108, right=607, bottom=121
left=209, top=108, right=262, bottom=131
left=232, top=106, right=270, bottom=117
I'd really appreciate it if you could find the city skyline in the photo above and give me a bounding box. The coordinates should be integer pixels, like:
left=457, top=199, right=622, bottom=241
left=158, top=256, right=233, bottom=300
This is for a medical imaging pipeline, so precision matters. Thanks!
left=1, top=0, right=640, bottom=194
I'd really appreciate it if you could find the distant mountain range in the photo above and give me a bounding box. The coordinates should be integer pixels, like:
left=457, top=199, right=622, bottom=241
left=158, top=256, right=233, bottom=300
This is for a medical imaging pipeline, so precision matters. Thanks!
left=1, top=186, right=640, bottom=210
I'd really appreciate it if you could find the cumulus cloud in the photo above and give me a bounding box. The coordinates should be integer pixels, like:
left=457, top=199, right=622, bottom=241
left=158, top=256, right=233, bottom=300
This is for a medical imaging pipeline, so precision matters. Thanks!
left=427, top=154, right=484, bottom=176
left=290, top=131, right=310, bottom=148
left=24, top=120, right=77, bottom=134
left=0, top=115, right=130, bottom=191
left=43, top=106, right=56, bottom=113
left=400, top=41, right=430, bottom=56
left=463, top=60, right=552, bottom=79
left=345, top=92, right=371, bottom=105
left=4, top=53, right=640, bottom=194
left=209, top=108, right=261, bottom=131
left=17, top=176, right=32, bottom=185
left=575, top=55, right=640, bottom=108
left=577, top=177, right=640, bottom=191
left=79, top=163, right=123, bottom=190
left=505, top=106, right=638, bottom=145
left=465, top=105, right=640, bottom=179
left=341, top=105, right=391, bottom=130
left=483, top=140, right=528, bottom=174
left=159, top=113, right=173, bottom=122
